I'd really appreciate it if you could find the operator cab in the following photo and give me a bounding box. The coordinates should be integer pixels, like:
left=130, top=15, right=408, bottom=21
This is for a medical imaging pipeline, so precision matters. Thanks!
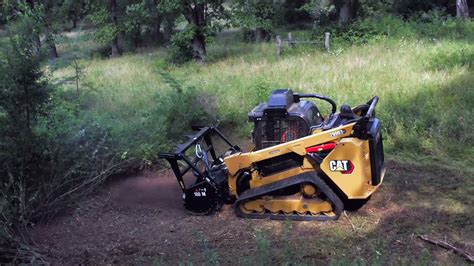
left=248, top=89, right=323, bottom=150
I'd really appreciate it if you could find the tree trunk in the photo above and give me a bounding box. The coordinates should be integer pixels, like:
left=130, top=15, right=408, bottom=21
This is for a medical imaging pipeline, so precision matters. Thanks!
left=339, top=0, right=355, bottom=24
left=45, top=30, right=58, bottom=59
left=186, top=3, right=206, bottom=63
left=72, top=12, right=77, bottom=29
left=111, top=37, right=121, bottom=57
left=26, top=0, right=41, bottom=58
left=352, top=0, right=359, bottom=19
left=48, top=42, right=58, bottom=58
left=109, top=0, right=121, bottom=57
left=155, top=17, right=163, bottom=42
left=163, top=19, right=174, bottom=42
left=456, top=0, right=469, bottom=18
left=192, top=32, right=206, bottom=64
left=132, top=26, right=142, bottom=48
left=255, top=28, right=271, bottom=43
left=255, top=28, right=264, bottom=43
left=32, top=34, right=41, bottom=59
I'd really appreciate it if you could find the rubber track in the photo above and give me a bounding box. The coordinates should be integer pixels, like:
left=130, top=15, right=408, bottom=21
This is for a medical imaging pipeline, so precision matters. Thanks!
left=234, top=172, right=343, bottom=221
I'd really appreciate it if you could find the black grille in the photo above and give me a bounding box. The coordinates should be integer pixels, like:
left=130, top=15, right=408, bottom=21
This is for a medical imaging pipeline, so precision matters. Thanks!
left=256, top=153, right=304, bottom=177
left=369, top=129, right=384, bottom=186
left=255, top=119, right=308, bottom=150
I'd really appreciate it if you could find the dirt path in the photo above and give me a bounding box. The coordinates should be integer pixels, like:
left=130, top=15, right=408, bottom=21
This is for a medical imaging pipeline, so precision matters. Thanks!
left=31, top=161, right=474, bottom=264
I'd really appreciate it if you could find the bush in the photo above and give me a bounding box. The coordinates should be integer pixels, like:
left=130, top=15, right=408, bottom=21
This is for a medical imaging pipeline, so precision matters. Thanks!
left=393, top=0, right=450, bottom=18
left=0, top=27, right=130, bottom=263
left=64, top=67, right=213, bottom=164
left=168, top=26, right=195, bottom=64
left=338, top=15, right=417, bottom=44
left=320, top=13, right=474, bottom=46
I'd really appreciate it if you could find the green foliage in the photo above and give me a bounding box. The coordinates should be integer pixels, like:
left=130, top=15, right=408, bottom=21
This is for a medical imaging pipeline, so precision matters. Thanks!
left=59, top=0, right=91, bottom=27
left=53, top=14, right=473, bottom=163
left=0, top=33, right=49, bottom=262
left=282, top=0, right=313, bottom=25
left=336, top=15, right=417, bottom=44
left=301, top=0, right=337, bottom=26
left=4, top=0, right=72, bottom=59
left=392, top=0, right=450, bottom=17
left=125, top=3, right=148, bottom=32
left=4, top=1, right=45, bottom=51
left=0, top=13, right=129, bottom=262
left=0, top=36, right=50, bottom=147
left=76, top=66, right=211, bottom=162
left=169, top=25, right=195, bottom=64
left=302, top=0, right=455, bottom=27
left=89, top=6, right=119, bottom=45
left=165, top=0, right=228, bottom=62
left=357, top=0, right=393, bottom=17
left=323, top=12, right=474, bottom=45
left=232, top=0, right=277, bottom=42
left=232, top=0, right=275, bottom=30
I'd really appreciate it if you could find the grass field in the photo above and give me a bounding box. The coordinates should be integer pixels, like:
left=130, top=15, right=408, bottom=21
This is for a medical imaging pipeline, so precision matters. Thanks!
left=50, top=18, right=474, bottom=169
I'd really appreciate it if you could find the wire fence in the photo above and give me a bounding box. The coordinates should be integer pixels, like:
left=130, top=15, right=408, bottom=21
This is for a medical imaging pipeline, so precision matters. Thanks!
left=275, top=32, right=331, bottom=57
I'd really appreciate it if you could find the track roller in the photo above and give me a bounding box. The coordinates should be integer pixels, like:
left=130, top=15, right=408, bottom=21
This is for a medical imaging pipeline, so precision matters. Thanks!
left=234, top=172, right=343, bottom=221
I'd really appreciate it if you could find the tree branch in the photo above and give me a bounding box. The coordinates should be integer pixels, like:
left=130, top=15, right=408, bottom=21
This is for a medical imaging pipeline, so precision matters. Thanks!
left=417, top=235, right=474, bottom=263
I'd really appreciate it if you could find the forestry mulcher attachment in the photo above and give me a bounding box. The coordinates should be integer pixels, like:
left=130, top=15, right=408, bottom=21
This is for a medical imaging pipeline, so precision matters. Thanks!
left=159, top=89, right=385, bottom=221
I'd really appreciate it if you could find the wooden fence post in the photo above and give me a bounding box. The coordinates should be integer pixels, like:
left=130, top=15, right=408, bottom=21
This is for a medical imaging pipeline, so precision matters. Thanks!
left=288, top=32, right=295, bottom=48
left=276, top=35, right=282, bottom=57
left=324, top=32, right=330, bottom=52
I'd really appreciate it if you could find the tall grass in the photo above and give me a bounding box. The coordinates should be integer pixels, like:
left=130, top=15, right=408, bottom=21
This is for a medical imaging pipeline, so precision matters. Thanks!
left=51, top=16, right=474, bottom=166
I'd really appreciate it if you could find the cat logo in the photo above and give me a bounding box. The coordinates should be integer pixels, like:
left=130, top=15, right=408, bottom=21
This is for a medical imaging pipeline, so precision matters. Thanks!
left=330, top=129, right=346, bottom=137
left=329, top=160, right=354, bottom=174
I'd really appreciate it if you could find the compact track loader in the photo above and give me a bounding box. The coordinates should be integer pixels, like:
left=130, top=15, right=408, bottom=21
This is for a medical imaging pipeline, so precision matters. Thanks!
left=159, top=89, right=385, bottom=220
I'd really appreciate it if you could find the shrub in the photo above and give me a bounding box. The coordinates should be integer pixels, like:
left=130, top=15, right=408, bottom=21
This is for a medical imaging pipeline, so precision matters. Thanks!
left=320, top=12, right=474, bottom=46
left=168, top=26, right=195, bottom=64
left=0, top=26, right=130, bottom=264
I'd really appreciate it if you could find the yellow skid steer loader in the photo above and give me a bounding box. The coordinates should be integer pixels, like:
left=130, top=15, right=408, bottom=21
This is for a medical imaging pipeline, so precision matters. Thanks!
left=159, top=89, right=385, bottom=220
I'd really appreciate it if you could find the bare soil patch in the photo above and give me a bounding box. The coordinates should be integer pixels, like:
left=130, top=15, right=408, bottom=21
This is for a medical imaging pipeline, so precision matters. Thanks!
left=30, top=160, right=474, bottom=264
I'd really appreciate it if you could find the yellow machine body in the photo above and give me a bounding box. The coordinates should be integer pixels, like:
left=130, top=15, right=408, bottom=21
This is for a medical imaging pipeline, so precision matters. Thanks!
left=225, top=122, right=384, bottom=201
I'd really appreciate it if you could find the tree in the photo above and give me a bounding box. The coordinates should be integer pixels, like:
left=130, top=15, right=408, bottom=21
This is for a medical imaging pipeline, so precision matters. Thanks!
left=282, top=0, right=313, bottom=24
left=42, top=0, right=63, bottom=58
left=232, top=0, right=276, bottom=42
left=110, top=0, right=121, bottom=56
left=0, top=34, right=50, bottom=154
left=141, top=0, right=163, bottom=41
left=122, top=0, right=181, bottom=46
left=90, top=0, right=123, bottom=57
left=0, top=27, right=51, bottom=264
left=124, top=1, right=149, bottom=47
left=60, top=0, right=90, bottom=29
left=4, top=0, right=65, bottom=59
left=182, top=0, right=227, bottom=63
left=456, top=0, right=469, bottom=18
left=301, top=0, right=336, bottom=26
left=3, top=1, right=44, bottom=58
left=161, top=4, right=180, bottom=41
left=164, top=0, right=227, bottom=63
left=337, top=0, right=358, bottom=24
